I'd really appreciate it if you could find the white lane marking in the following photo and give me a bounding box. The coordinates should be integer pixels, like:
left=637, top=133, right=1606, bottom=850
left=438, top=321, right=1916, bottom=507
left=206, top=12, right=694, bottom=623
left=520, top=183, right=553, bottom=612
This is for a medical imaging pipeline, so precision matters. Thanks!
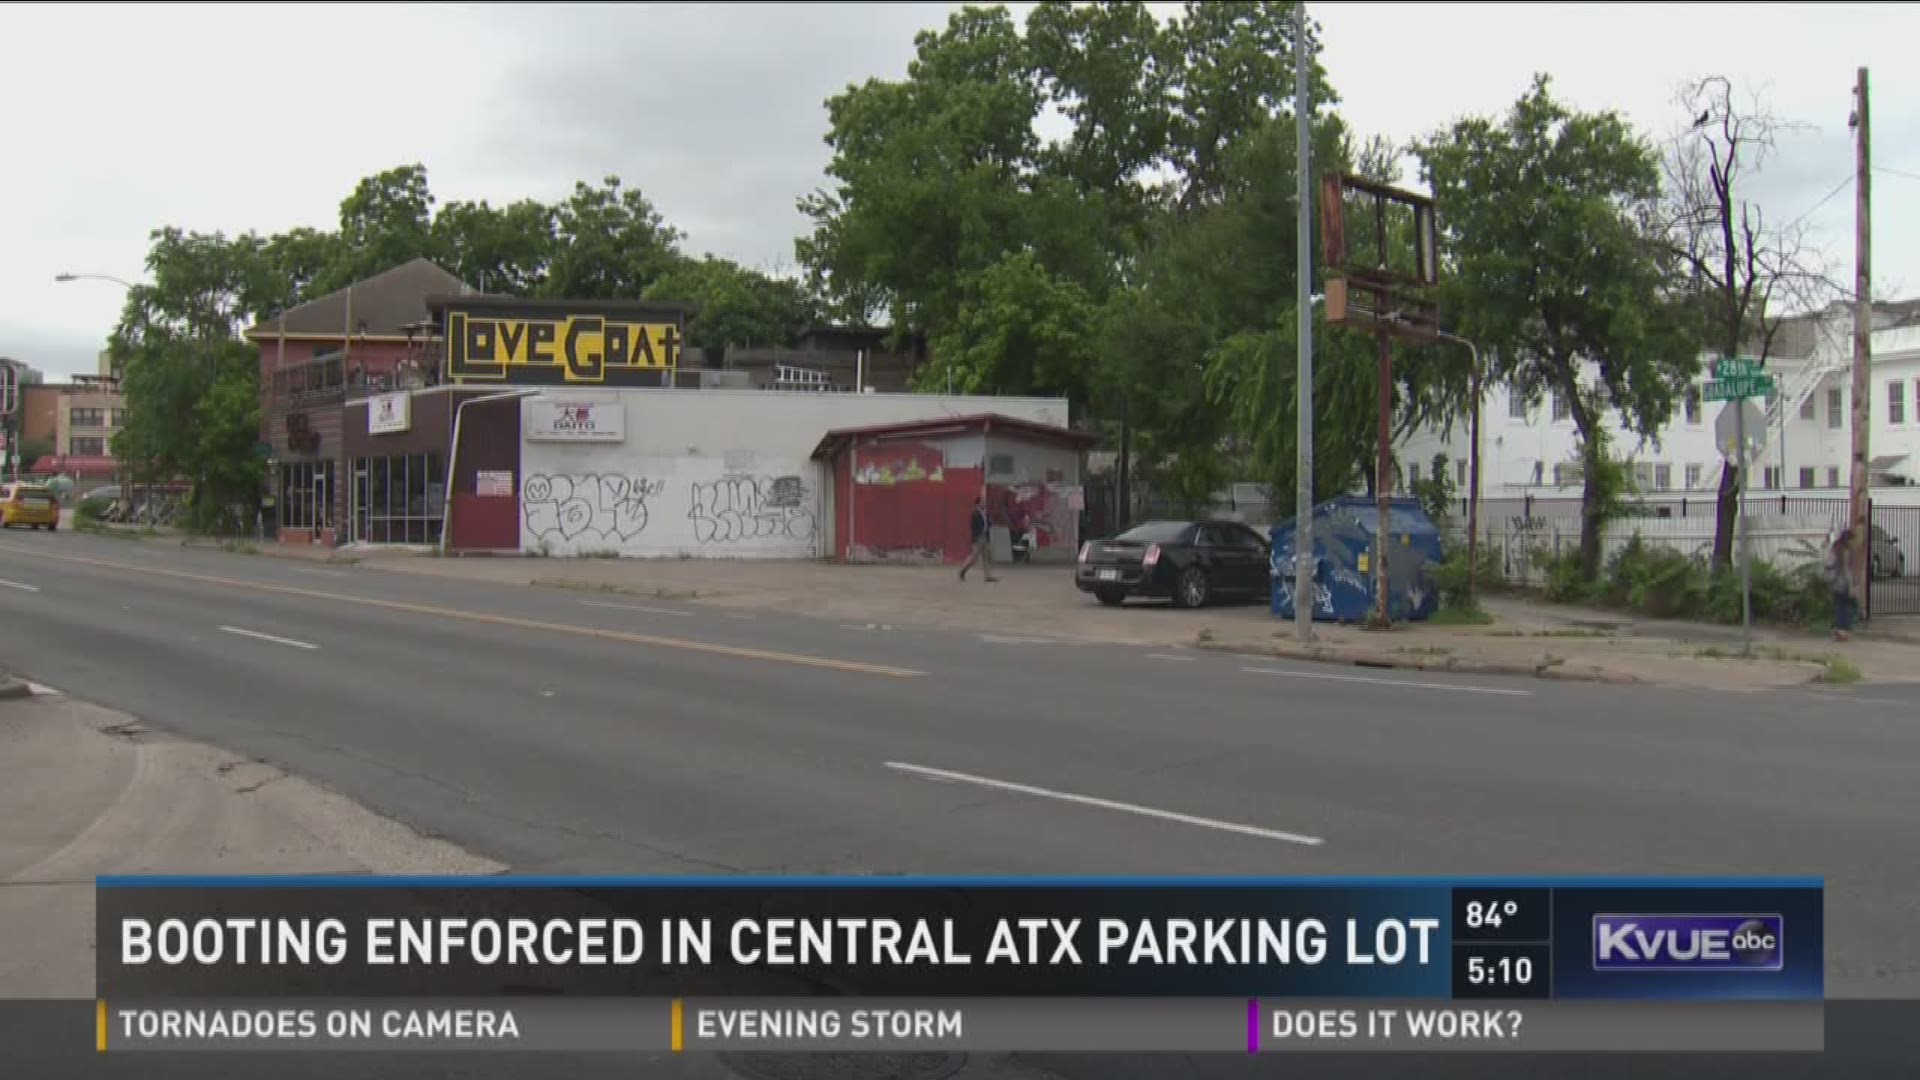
left=1242, top=666, right=1532, bottom=697
left=883, top=761, right=1324, bottom=847
left=0, top=578, right=40, bottom=592
left=727, top=613, right=758, bottom=621
left=1145, top=653, right=1193, bottom=662
left=27, top=682, right=62, bottom=695
left=841, top=623, right=895, bottom=631
left=291, top=567, right=347, bottom=577
left=980, top=633, right=1066, bottom=645
left=218, top=626, right=319, bottom=650
left=579, top=600, right=694, bottom=617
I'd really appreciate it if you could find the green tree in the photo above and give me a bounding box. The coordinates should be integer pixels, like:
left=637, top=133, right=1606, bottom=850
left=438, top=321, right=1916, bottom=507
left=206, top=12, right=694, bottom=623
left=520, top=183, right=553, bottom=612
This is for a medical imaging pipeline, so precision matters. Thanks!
left=542, top=177, right=688, bottom=300
left=323, top=165, right=442, bottom=291
left=796, top=5, right=1045, bottom=335
left=1416, top=75, right=1706, bottom=580
left=643, top=258, right=818, bottom=350
left=110, top=228, right=273, bottom=531
left=432, top=198, right=557, bottom=295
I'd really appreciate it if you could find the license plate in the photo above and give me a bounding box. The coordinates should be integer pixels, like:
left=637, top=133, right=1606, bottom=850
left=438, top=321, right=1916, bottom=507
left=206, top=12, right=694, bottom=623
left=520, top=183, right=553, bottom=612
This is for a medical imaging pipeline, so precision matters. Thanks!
left=1097, top=569, right=1119, bottom=581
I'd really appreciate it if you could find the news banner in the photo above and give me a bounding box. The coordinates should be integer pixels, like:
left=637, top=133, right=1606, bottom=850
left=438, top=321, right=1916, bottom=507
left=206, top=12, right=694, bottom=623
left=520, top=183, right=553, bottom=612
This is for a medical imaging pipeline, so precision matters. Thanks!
left=94, top=875, right=1823, bottom=1053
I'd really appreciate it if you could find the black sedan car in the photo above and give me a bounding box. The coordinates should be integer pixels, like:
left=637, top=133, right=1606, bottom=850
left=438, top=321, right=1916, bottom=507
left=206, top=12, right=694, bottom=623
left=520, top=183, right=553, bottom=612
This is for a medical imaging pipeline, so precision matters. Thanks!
left=1074, top=520, right=1273, bottom=608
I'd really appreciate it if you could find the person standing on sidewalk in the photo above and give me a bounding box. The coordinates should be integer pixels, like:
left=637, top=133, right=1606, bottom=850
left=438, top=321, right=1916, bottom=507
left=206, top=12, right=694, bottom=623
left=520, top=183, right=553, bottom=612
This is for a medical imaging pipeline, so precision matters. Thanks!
left=1827, top=528, right=1857, bottom=642
left=959, top=496, right=997, bottom=582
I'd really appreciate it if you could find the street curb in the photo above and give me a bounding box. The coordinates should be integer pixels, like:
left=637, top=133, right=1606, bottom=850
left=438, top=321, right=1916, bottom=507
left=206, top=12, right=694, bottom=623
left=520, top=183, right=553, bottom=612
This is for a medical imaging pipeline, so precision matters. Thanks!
left=1193, top=639, right=1859, bottom=691
left=0, top=676, right=35, bottom=700
left=1194, top=639, right=1644, bottom=685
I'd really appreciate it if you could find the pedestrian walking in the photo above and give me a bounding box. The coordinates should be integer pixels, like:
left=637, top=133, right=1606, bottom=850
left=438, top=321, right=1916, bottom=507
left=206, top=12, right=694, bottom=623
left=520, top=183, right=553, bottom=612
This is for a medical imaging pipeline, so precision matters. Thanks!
left=958, top=496, right=997, bottom=582
left=1826, top=528, right=1857, bottom=642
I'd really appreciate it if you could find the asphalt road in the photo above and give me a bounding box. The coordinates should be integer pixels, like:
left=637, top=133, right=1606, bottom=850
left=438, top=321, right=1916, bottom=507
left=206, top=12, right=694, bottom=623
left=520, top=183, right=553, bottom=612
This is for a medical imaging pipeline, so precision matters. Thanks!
left=2, top=530, right=1917, bottom=1078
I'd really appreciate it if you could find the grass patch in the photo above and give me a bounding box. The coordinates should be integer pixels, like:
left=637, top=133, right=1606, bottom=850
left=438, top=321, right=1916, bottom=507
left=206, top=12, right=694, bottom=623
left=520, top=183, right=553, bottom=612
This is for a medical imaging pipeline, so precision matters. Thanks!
left=579, top=549, right=623, bottom=560
left=1530, top=627, right=1611, bottom=638
left=1429, top=606, right=1494, bottom=626
left=1818, top=656, right=1863, bottom=684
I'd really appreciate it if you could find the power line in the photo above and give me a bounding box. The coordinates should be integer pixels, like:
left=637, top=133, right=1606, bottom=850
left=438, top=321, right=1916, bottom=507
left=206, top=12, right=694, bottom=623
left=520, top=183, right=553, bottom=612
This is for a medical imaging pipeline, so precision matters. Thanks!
left=1781, top=175, right=1852, bottom=232
left=1873, top=165, right=1920, bottom=183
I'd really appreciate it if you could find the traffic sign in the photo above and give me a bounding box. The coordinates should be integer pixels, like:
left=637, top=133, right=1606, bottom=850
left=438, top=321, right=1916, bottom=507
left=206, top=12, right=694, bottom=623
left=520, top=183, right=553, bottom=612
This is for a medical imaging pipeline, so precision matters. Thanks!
left=1703, top=374, right=1775, bottom=401
left=1713, top=356, right=1765, bottom=380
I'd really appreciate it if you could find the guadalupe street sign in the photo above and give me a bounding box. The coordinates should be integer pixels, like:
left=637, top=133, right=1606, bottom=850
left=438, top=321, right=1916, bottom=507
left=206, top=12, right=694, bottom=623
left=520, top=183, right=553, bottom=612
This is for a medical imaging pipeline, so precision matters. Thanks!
left=1712, top=356, right=1765, bottom=379
left=1703, top=374, right=1775, bottom=401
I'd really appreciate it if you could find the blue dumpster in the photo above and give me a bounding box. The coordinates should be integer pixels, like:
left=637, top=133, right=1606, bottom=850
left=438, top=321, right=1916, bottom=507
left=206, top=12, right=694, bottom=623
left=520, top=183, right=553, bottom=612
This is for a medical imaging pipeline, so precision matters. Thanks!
left=1270, top=496, right=1444, bottom=623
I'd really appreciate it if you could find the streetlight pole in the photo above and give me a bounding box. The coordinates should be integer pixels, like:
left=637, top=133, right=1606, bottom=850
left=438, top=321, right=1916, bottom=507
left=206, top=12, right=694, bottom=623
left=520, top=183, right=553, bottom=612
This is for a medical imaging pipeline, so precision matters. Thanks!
left=1434, top=330, right=1482, bottom=606
left=54, top=271, right=138, bottom=511
left=1291, top=0, right=1316, bottom=643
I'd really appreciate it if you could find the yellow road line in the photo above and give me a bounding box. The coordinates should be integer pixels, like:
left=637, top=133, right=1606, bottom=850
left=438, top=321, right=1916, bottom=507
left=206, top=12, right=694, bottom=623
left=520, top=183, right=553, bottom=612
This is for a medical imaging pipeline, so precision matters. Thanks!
left=671, top=998, right=684, bottom=1051
left=1, top=546, right=925, bottom=679
left=97, top=1000, right=107, bottom=1051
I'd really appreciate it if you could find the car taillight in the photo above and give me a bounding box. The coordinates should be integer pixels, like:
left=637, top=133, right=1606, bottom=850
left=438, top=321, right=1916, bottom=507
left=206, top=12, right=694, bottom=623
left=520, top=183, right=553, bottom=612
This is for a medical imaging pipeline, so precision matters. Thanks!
left=1143, top=543, right=1162, bottom=568
left=1077, top=542, right=1091, bottom=563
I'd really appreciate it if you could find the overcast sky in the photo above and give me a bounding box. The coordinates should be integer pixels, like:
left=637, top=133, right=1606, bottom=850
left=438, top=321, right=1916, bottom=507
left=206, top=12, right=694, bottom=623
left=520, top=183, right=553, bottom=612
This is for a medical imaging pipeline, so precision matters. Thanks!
left=2, top=1, right=1915, bottom=378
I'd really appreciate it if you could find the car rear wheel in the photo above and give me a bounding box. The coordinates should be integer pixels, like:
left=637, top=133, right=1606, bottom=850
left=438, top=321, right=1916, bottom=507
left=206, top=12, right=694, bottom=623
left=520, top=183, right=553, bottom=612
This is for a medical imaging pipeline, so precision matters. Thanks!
left=1174, top=566, right=1210, bottom=609
left=1094, top=589, right=1124, bottom=607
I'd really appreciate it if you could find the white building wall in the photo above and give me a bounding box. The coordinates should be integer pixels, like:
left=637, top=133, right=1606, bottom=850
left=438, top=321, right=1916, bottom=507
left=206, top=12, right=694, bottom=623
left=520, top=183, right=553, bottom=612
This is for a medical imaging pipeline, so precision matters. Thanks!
left=518, top=389, right=1069, bottom=558
left=1399, top=311, right=1920, bottom=500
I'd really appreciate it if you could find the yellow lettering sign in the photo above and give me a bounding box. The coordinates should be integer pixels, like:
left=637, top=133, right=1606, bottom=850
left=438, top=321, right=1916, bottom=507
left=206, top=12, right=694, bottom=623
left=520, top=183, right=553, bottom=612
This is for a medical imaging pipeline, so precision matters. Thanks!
left=445, top=313, right=682, bottom=385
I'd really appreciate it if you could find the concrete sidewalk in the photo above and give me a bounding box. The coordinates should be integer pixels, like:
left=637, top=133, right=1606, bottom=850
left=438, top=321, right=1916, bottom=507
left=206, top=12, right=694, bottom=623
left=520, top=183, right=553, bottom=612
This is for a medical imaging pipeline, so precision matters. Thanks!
left=168, top=536, right=1918, bottom=690
left=0, top=689, right=502, bottom=996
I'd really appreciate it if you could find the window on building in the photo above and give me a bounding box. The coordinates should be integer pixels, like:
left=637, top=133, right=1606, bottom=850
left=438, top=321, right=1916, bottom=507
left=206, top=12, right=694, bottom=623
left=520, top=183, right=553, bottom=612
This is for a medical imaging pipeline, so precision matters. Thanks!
left=1655, top=463, right=1672, bottom=490
left=1828, top=466, right=1841, bottom=488
left=1633, top=462, right=1653, bottom=489
left=279, top=460, right=335, bottom=531
left=1552, top=462, right=1577, bottom=487
left=1508, top=392, right=1529, bottom=419
left=1828, top=387, right=1844, bottom=429
left=1551, top=391, right=1570, bottom=421
left=1799, top=466, right=1816, bottom=489
left=69, top=407, right=105, bottom=427
left=351, top=454, right=445, bottom=545
left=1456, top=460, right=1468, bottom=486
left=1685, top=463, right=1703, bottom=489
left=1407, top=462, right=1420, bottom=487
left=69, top=436, right=106, bottom=456
left=1683, top=389, right=1701, bottom=425
left=987, top=453, right=1015, bottom=478
left=1799, top=395, right=1816, bottom=421
left=1891, top=380, right=1907, bottom=425
left=1762, top=466, right=1782, bottom=490
left=1532, top=460, right=1544, bottom=486
left=111, top=409, right=129, bottom=427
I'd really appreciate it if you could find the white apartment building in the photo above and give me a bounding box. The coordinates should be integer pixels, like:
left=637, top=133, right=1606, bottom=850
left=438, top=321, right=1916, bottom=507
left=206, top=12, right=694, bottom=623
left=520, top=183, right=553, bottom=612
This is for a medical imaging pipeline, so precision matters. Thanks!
left=1398, top=300, right=1920, bottom=500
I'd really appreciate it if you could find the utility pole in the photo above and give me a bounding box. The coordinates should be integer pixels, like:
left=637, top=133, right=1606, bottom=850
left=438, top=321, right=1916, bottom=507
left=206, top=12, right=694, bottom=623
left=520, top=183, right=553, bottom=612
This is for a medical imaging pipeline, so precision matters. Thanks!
left=1291, top=0, right=1315, bottom=643
left=1848, top=67, right=1871, bottom=607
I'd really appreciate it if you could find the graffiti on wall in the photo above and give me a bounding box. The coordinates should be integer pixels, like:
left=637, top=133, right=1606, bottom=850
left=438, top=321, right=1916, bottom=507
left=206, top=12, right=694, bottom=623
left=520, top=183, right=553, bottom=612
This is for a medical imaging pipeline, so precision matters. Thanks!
left=524, top=473, right=667, bottom=544
left=856, top=442, right=946, bottom=486
left=995, top=483, right=1066, bottom=550
left=689, top=474, right=817, bottom=544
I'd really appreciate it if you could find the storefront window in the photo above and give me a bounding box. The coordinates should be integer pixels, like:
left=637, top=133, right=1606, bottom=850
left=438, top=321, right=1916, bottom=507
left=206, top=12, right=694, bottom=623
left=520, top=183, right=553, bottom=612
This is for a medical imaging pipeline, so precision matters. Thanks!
left=351, top=454, right=445, bottom=545
left=279, top=460, right=334, bottom=531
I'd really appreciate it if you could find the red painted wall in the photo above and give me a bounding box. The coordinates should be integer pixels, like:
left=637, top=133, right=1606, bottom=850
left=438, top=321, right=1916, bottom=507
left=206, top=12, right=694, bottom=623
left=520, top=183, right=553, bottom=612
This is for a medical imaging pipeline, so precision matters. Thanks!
left=839, top=437, right=982, bottom=564
left=447, top=395, right=521, bottom=551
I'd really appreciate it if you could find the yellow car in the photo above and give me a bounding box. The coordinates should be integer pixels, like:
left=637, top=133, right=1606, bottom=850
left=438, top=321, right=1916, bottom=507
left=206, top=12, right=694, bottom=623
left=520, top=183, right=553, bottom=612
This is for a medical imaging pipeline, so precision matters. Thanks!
left=0, top=483, right=60, bottom=530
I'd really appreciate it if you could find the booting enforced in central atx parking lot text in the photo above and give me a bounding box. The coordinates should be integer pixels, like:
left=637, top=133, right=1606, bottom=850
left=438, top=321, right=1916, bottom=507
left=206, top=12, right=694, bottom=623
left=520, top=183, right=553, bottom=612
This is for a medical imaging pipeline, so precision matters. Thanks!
left=117, top=914, right=1438, bottom=967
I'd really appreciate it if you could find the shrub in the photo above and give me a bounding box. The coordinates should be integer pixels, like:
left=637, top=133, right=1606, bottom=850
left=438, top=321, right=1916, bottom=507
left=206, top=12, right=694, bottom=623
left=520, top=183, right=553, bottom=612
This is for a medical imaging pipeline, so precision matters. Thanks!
left=1603, top=535, right=1707, bottom=619
left=1432, top=542, right=1505, bottom=610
